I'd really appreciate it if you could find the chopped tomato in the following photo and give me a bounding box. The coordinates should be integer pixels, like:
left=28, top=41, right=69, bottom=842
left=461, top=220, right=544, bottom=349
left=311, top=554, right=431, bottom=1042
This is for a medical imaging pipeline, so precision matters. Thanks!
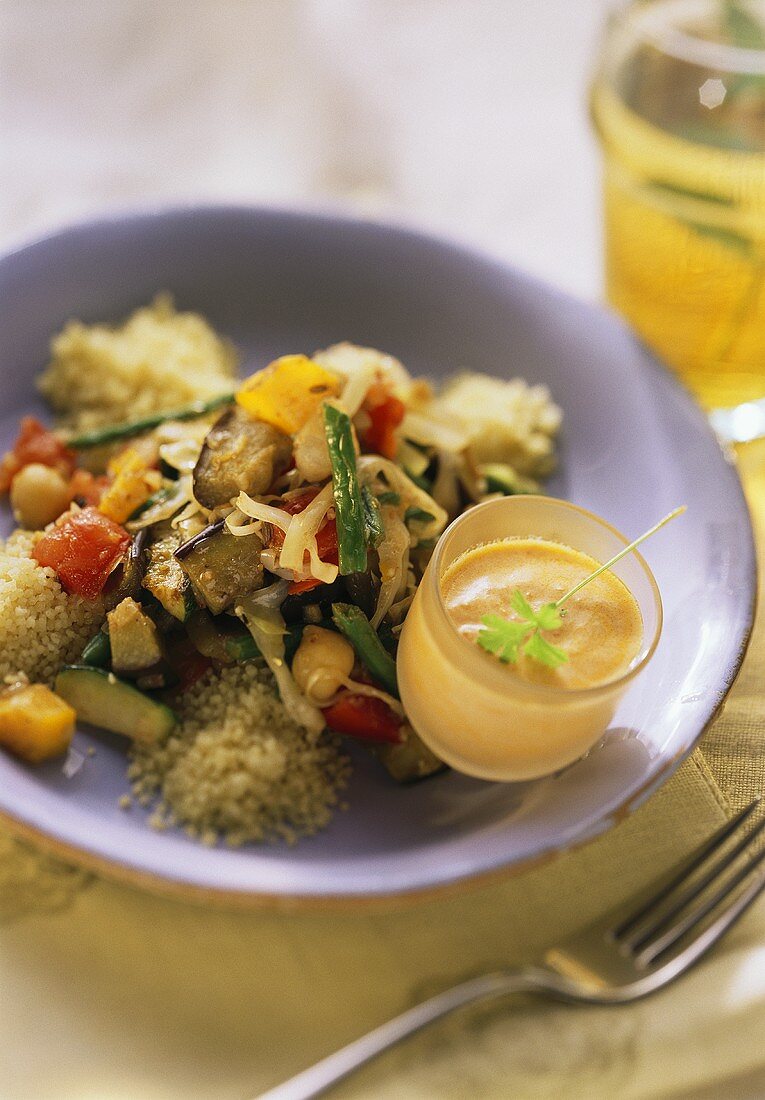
left=322, top=692, right=403, bottom=744
left=68, top=469, right=111, bottom=507
left=0, top=418, right=76, bottom=494
left=359, top=395, right=405, bottom=460
left=32, top=507, right=131, bottom=600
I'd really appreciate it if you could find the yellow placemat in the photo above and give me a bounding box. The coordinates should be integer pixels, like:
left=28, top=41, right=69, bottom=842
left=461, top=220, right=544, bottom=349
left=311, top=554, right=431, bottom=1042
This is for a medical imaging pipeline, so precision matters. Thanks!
left=0, top=450, right=763, bottom=1099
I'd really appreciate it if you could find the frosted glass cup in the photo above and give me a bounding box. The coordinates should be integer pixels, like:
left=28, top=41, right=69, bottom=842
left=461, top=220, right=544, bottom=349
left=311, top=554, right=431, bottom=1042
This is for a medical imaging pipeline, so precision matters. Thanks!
left=397, top=497, right=663, bottom=782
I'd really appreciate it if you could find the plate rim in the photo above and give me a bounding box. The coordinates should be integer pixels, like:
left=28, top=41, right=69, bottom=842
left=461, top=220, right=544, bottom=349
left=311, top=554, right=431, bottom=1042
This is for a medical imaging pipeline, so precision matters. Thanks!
left=0, top=202, right=756, bottom=909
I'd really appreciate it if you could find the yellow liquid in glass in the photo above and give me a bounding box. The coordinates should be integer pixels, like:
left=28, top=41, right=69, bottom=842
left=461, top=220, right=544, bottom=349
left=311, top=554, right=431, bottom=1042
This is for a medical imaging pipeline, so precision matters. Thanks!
left=592, top=79, right=765, bottom=410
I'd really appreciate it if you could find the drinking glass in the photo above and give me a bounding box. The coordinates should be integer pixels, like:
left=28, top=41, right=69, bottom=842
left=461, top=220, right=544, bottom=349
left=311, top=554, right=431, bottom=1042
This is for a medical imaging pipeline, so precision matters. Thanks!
left=591, top=0, right=765, bottom=441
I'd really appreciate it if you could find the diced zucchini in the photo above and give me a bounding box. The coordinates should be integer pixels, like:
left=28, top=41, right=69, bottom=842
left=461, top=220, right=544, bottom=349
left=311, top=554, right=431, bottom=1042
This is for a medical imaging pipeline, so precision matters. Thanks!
left=178, top=527, right=264, bottom=615
left=0, top=684, right=76, bottom=764
left=143, top=527, right=196, bottom=622
left=55, top=667, right=176, bottom=743
left=81, top=630, right=112, bottom=668
left=374, top=725, right=448, bottom=784
left=107, top=598, right=164, bottom=675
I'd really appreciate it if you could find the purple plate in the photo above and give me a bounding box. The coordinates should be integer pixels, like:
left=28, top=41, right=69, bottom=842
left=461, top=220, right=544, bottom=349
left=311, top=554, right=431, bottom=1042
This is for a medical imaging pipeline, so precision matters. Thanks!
left=0, top=206, right=755, bottom=906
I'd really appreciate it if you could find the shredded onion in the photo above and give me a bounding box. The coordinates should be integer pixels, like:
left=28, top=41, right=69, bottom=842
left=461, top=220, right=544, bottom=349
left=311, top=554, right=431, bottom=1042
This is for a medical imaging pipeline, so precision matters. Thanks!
left=247, top=579, right=291, bottom=609
left=340, top=364, right=378, bottom=417
left=234, top=493, right=293, bottom=532
left=128, top=476, right=193, bottom=531
left=279, top=483, right=334, bottom=576
left=158, top=438, right=203, bottom=474
left=237, top=599, right=325, bottom=734
left=372, top=504, right=411, bottom=629
left=321, top=676, right=405, bottom=717
left=357, top=456, right=448, bottom=542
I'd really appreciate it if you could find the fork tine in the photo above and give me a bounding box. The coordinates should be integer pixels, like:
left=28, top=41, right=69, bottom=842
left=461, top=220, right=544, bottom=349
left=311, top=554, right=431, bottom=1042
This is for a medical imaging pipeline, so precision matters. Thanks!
left=636, top=843, right=765, bottom=967
left=624, top=810, right=765, bottom=952
left=612, top=798, right=760, bottom=940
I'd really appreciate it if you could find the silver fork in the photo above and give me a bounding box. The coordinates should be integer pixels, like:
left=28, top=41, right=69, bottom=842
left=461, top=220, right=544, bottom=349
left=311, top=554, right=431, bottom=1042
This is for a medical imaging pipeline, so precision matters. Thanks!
left=258, top=798, right=765, bottom=1100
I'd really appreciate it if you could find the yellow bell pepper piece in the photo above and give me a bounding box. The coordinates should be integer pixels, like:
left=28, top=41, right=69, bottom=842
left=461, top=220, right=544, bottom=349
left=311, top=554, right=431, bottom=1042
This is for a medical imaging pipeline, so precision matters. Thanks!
left=99, top=448, right=163, bottom=525
left=0, top=684, right=76, bottom=764
left=236, top=355, right=341, bottom=435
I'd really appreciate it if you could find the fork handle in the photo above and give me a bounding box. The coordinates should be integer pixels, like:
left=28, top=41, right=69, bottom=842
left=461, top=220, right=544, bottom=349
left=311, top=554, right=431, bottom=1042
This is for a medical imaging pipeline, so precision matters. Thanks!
left=256, top=967, right=559, bottom=1100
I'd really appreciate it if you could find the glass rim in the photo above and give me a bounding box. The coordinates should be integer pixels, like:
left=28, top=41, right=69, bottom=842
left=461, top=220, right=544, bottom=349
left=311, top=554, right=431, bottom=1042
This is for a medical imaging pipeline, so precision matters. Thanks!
left=427, top=495, right=665, bottom=702
left=611, top=0, right=765, bottom=76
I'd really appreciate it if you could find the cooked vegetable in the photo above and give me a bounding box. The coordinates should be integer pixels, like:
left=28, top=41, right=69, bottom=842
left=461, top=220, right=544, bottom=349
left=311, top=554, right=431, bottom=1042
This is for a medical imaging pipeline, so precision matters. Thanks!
left=32, top=507, right=131, bottom=600
left=357, top=455, right=447, bottom=543
left=361, top=485, right=383, bottom=547
left=359, top=393, right=405, bottom=459
left=0, top=417, right=76, bottom=494
left=193, top=406, right=292, bottom=509
left=370, top=504, right=411, bottom=629
left=323, top=403, right=367, bottom=575
left=321, top=692, right=403, bottom=744
left=128, top=478, right=194, bottom=532
left=374, top=725, right=447, bottom=784
left=186, top=610, right=260, bottom=664
left=103, top=526, right=149, bottom=609
left=98, top=448, right=163, bottom=524
left=163, top=638, right=212, bottom=691
left=10, top=463, right=72, bottom=529
left=107, top=598, right=164, bottom=676
left=404, top=506, right=436, bottom=527
left=236, top=354, right=341, bottom=434
left=178, top=525, right=265, bottom=615
left=342, top=570, right=377, bottom=620
left=331, top=603, right=399, bottom=698
left=293, top=405, right=332, bottom=482
left=66, top=393, right=235, bottom=449
left=481, top=463, right=537, bottom=496
left=143, top=526, right=197, bottom=622
left=81, top=630, right=112, bottom=668
left=0, top=684, right=76, bottom=764
left=68, top=468, right=110, bottom=507
left=291, top=626, right=355, bottom=704
left=55, top=666, right=176, bottom=743
left=237, top=598, right=325, bottom=734
left=277, top=483, right=338, bottom=583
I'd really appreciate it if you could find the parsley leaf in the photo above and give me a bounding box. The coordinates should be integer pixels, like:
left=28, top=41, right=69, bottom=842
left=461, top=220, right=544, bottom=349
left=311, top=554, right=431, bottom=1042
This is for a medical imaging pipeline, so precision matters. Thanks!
left=477, top=613, right=531, bottom=664
left=522, top=630, right=568, bottom=669
left=479, top=592, right=568, bottom=670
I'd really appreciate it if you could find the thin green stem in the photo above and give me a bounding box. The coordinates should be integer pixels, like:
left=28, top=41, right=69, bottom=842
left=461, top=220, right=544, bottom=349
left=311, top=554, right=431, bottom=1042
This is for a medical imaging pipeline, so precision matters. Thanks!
left=554, top=507, right=686, bottom=609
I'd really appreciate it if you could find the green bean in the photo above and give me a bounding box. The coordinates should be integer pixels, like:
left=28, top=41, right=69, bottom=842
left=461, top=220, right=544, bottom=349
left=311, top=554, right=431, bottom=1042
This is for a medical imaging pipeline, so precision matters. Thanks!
left=331, top=603, right=399, bottom=698
left=67, top=393, right=235, bottom=449
left=322, top=404, right=367, bottom=575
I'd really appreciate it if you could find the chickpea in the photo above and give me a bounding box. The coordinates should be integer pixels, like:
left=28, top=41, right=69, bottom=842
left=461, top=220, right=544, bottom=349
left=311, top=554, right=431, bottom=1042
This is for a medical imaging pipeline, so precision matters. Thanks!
left=292, top=626, right=355, bottom=704
left=10, top=464, right=71, bottom=530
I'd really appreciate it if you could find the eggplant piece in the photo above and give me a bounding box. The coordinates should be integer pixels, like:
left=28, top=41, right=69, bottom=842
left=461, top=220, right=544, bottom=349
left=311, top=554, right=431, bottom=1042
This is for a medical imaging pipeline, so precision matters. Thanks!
left=103, top=528, right=149, bottom=611
left=193, top=407, right=292, bottom=510
left=178, top=526, right=265, bottom=615
left=143, top=525, right=197, bottom=622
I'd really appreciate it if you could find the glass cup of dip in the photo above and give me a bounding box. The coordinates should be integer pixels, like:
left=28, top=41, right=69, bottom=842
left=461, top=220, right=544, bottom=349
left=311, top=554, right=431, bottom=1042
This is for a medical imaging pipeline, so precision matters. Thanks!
left=397, top=496, right=663, bottom=782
